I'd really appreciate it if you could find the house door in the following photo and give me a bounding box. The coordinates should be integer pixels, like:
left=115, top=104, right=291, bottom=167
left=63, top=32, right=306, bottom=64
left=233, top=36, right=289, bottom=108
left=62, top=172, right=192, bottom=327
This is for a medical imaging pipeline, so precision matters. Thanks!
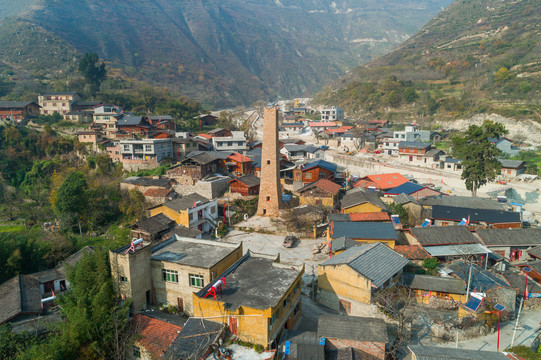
left=409, top=156, right=413, bottom=162
left=177, top=298, right=184, bottom=312
left=59, top=280, right=66, bottom=291
left=146, top=290, right=151, bottom=306
left=229, top=317, right=238, bottom=335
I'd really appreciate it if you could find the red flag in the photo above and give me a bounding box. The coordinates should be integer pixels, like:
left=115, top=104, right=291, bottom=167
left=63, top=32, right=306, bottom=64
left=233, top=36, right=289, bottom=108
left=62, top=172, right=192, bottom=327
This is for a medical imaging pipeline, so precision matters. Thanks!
left=193, top=201, right=197, bottom=208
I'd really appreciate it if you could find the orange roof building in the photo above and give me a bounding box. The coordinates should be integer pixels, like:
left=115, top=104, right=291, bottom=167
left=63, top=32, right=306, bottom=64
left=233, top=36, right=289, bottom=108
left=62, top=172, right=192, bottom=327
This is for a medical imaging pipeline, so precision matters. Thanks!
left=133, top=314, right=182, bottom=359
left=354, top=173, right=409, bottom=191
left=349, top=212, right=391, bottom=222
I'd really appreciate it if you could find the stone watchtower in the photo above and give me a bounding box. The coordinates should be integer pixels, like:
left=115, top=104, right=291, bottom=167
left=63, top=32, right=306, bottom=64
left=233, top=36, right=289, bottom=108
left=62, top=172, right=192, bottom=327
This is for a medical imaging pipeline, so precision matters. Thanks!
left=256, top=106, right=283, bottom=217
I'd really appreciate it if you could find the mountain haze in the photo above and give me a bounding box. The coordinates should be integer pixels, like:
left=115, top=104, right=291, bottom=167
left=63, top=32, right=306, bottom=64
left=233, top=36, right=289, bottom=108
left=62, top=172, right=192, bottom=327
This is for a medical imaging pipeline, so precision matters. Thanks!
left=0, top=0, right=451, bottom=107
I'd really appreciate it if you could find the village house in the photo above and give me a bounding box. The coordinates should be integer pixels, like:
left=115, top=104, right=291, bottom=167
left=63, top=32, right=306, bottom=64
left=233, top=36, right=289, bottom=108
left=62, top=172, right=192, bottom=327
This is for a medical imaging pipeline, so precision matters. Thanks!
left=407, top=226, right=489, bottom=261
left=211, top=131, right=247, bottom=152
left=229, top=174, right=260, bottom=196
left=422, top=148, right=446, bottom=169
left=499, top=159, right=526, bottom=177
left=382, top=138, right=400, bottom=156
left=171, top=137, right=199, bottom=161
left=110, top=236, right=243, bottom=314
left=132, top=314, right=183, bottom=360
left=192, top=252, right=304, bottom=348
left=317, top=243, right=409, bottom=313
left=392, top=193, right=423, bottom=225
left=476, top=228, right=541, bottom=261
left=419, top=195, right=504, bottom=211
left=430, top=205, right=522, bottom=228
left=341, top=188, right=387, bottom=213
left=309, top=121, right=338, bottom=133
left=490, top=137, right=520, bottom=157
left=442, top=157, right=462, bottom=172
left=38, top=92, right=81, bottom=115
left=197, top=114, right=218, bottom=128
left=329, top=237, right=360, bottom=255
left=143, top=187, right=176, bottom=206
left=0, top=247, right=94, bottom=326
left=327, top=221, right=398, bottom=249
left=120, top=176, right=174, bottom=194
left=297, top=179, right=342, bottom=208
left=116, top=115, right=153, bottom=136
left=293, top=159, right=337, bottom=184
left=118, top=138, right=174, bottom=168
left=149, top=193, right=218, bottom=233
left=328, top=212, right=391, bottom=223
left=92, top=104, right=123, bottom=136
left=282, top=114, right=304, bottom=124
left=393, top=125, right=430, bottom=142
left=317, top=315, right=388, bottom=360
left=207, top=128, right=232, bottom=138
left=324, top=125, right=354, bottom=139
left=162, top=318, right=225, bottom=359
left=383, top=182, right=442, bottom=200
left=130, top=213, right=176, bottom=243
left=0, top=101, right=41, bottom=121
left=320, top=106, right=344, bottom=122
left=147, top=115, right=175, bottom=131
left=401, top=274, right=467, bottom=305
left=278, top=330, right=324, bottom=360
left=281, top=144, right=323, bottom=161
left=167, top=152, right=221, bottom=183
left=353, top=172, right=409, bottom=191
left=226, top=153, right=254, bottom=176
left=279, top=122, right=305, bottom=135
left=398, top=142, right=432, bottom=163
left=393, top=245, right=431, bottom=264
left=75, top=130, right=104, bottom=152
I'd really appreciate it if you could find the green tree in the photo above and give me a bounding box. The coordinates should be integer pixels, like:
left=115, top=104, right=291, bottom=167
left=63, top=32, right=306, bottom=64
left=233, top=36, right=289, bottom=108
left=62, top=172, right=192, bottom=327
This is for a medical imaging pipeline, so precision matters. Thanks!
left=78, top=53, right=106, bottom=96
left=452, top=120, right=508, bottom=197
left=494, top=67, right=511, bottom=82
left=55, top=171, right=88, bottom=230
left=388, top=203, right=410, bottom=228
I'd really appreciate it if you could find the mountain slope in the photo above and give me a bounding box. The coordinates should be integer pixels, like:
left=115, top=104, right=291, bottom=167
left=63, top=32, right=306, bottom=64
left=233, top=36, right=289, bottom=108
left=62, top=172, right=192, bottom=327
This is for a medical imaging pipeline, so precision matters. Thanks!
left=315, top=0, right=541, bottom=122
left=0, top=0, right=451, bottom=107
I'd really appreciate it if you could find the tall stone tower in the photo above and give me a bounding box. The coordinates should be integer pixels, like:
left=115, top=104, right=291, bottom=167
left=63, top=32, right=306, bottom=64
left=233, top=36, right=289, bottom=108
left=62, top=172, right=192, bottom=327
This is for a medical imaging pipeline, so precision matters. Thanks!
left=256, top=106, right=283, bottom=217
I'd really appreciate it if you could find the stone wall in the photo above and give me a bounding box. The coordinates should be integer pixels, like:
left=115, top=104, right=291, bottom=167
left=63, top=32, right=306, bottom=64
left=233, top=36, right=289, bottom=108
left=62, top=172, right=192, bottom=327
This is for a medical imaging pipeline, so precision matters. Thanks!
left=172, top=177, right=230, bottom=199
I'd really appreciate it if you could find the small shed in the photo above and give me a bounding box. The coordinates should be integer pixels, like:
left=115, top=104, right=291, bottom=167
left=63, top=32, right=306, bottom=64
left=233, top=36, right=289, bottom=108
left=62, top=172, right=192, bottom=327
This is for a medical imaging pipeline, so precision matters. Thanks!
left=229, top=174, right=260, bottom=196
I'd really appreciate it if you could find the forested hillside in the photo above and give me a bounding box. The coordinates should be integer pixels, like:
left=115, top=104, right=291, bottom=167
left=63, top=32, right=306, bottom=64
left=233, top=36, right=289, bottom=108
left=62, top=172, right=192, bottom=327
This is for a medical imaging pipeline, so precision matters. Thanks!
left=315, top=0, right=541, bottom=123
left=0, top=0, right=452, bottom=107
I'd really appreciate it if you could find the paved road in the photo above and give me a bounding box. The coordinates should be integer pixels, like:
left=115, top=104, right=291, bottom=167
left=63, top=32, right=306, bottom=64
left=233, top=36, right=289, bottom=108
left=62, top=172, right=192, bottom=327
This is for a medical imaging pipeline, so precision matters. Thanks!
left=434, top=307, right=541, bottom=352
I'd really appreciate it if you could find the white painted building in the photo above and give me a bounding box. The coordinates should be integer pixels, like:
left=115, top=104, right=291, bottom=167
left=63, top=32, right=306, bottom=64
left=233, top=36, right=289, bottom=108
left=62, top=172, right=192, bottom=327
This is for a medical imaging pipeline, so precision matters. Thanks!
left=320, top=106, right=344, bottom=122
left=119, top=138, right=173, bottom=162
left=211, top=131, right=247, bottom=151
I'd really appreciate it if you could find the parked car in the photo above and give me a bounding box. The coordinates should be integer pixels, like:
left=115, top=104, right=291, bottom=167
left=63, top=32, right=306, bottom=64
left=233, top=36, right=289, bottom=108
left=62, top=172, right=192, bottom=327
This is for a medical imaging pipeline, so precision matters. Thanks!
left=283, top=235, right=299, bottom=248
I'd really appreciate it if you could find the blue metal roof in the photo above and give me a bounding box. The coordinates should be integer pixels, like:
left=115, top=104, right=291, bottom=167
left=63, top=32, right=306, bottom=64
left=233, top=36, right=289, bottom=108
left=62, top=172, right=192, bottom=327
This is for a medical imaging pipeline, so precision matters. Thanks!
left=303, top=159, right=337, bottom=172
left=384, top=182, right=425, bottom=195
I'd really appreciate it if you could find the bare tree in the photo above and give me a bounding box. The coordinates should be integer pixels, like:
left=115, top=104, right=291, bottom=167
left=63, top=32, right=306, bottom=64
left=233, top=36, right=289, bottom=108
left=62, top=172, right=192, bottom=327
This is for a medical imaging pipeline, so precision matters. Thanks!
left=350, top=127, right=367, bottom=150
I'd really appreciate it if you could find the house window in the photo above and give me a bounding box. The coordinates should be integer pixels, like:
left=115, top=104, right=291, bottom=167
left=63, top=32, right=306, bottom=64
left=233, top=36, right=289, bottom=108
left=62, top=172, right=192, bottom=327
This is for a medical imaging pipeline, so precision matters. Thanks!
left=120, top=276, right=128, bottom=283
left=294, top=282, right=300, bottom=294
left=189, top=213, right=194, bottom=221
left=162, top=269, right=178, bottom=283
left=228, top=141, right=233, bottom=146
left=283, top=294, right=290, bottom=309
left=145, top=145, right=152, bottom=152
left=318, top=173, right=326, bottom=179
left=293, top=303, right=300, bottom=317
left=189, top=274, right=204, bottom=288
left=122, top=145, right=130, bottom=152
left=269, top=311, right=278, bottom=330
left=133, top=346, right=141, bottom=358
left=305, top=173, right=312, bottom=180
left=238, top=142, right=243, bottom=146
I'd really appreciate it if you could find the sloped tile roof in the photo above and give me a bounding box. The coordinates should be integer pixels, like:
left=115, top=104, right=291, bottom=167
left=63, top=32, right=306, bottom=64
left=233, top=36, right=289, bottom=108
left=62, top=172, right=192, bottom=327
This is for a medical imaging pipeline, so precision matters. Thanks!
left=227, top=153, right=252, bottom=163
left=410, top=226, right=479, bottom=246
left=317, top=314, right=388, bottom=343
left=393, top=193, right=419, bottom=205
left=407, top=345, right=509, bottom=360
left=349, top=212, right=390, bottom=222
left=132, top=213, right=174, bottom=234
left=477, top=228, right=541, bottom=247
left=394, top=245, right=431, bottom=260
left=302, top=159, right=338, bottom=173
left=159, top=193, right=210, bottom=212
left=299, top=179, right=342, bottom=196
left=320, top=243, right=409, bottom=288
left=230, top=174, right=260, bottom=187
left=341, top=188, right=386, bottom=210
left=401, top=274, right=466, bottom=295
left=309, top=121, right=337, bottom=127
left=498, top=159, right=525, bottom=169
left=144, top=188, right=173, bottom=197
left=330, top=237, right=360, bottom=252
left=383, top=182, right=425, bottom=195
left=134, top=314, right=182, bottom=359
left=431, top=205, right=521, bottom=224
left=164, top=318, right=223, bottom=360
left=357, top=173, right=409, bottom=190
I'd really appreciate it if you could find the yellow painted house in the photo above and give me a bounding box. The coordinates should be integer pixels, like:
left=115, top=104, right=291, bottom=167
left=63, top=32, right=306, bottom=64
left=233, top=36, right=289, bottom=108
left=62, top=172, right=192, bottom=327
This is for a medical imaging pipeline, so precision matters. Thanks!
left=341, top=188, right=387, bottom=214
left=297, top=179, right=342, bottom=208
left=149, top=193, right=218, bottom=233
left=192, top=252, right=304, bottom=348
left=327, top=221, right=398, bottom=249
left=401, top=274, right=467, bottom=305
left=317, top=243, right=409, bottom=315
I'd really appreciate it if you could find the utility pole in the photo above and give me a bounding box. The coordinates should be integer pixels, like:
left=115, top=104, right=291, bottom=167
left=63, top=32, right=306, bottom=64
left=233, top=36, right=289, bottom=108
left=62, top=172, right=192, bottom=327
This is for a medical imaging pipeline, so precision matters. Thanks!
left=466, top=258, right=473, bottom=302
left=510, top=296, right=524, bottom=348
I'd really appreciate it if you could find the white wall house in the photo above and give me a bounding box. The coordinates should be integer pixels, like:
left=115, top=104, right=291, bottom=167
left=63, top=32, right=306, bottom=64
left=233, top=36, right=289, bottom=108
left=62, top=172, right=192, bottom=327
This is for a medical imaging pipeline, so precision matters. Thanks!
left=212, top=131, right=247, bottom=151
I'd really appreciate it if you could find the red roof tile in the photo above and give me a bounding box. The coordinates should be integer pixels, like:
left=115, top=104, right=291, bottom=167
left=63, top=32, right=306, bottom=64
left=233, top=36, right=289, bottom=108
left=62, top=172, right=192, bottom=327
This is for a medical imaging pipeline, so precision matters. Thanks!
left=301, top=179, right=342, bottom=195
left=309, top=121, right=337, bottom=127
left=227, top=153, right=252, bottom=163
left=144, top=188, right=172, bottom=197
left=356, top=173, right=409, bottom=190
left=134, top=314, right=182, bottom=359
left=394, top=245, right=431, bottom=260
left=324, top=126, right=354, bottom=134
left=349, top=212, right=390, bottom=222
left=197, top=133, right=212, bottom=139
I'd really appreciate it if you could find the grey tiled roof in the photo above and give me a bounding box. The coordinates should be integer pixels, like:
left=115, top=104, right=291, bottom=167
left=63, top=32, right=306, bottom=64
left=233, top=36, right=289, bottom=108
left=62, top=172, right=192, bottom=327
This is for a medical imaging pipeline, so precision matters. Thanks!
left=160, top=193, right=210, bottom=212
left=498, top=159, right=525, bottom=168
left=410, top=226, right=480, bottom=246
left=419, top=195, right=503, bottom=210
left=330, top=237, right=359, bottom=252
left=393, top=193, right=419, bottom=205
left=232, top=174, right=260, bottom=187
left=401, top=274, right=466, bottom=295
left=116, top=115, right=146, bottom=126
left=341, top=188, right=386, bottom=210
left=280, top=331, right=324, bottom=360
left=432, top=205, right=521, bottom=224
left=528, top=245, right=541, bottom=259
left=164, top=318, right=224, bottom=360
left=317, top=314, right=388, bottom=343
left=320, top=243, right=409, bottom=288
left=131, top=213, right=174, bottom=234
left=121, top=176, right=172, bottom=187
left=477, top=228, right=541, bottom=247
left=407, top=345, right=508, bottom=360
left=0, top=101, right=37, bottom=108
left=447, top=261, right=510, bottom=291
